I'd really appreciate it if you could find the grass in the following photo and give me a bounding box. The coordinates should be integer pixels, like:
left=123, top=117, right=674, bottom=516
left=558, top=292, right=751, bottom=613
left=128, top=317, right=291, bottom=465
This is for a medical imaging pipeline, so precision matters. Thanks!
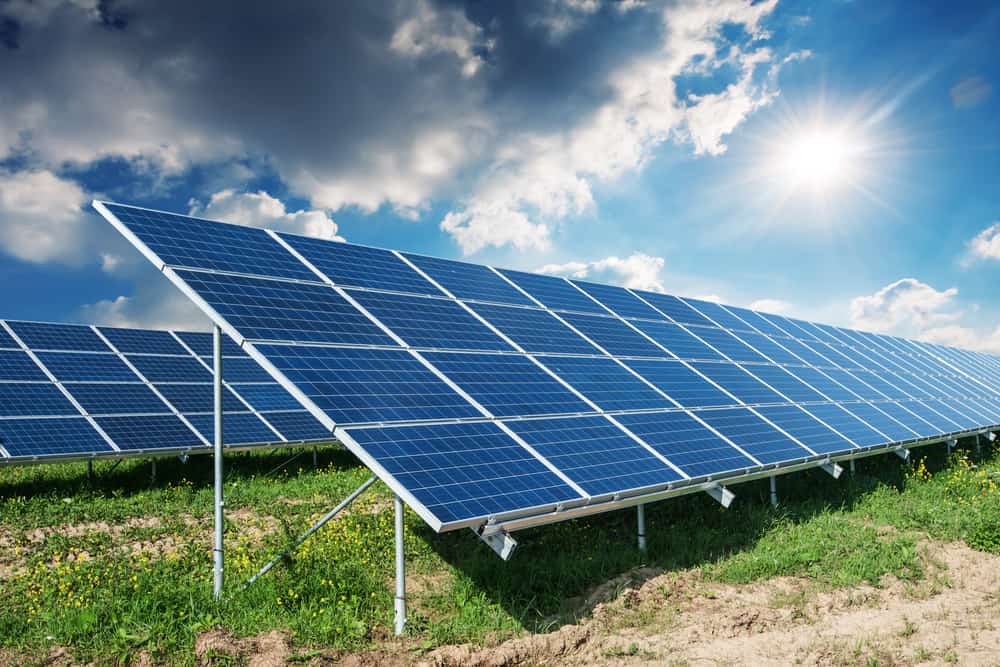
left=0, top=436, right=998, bottom=664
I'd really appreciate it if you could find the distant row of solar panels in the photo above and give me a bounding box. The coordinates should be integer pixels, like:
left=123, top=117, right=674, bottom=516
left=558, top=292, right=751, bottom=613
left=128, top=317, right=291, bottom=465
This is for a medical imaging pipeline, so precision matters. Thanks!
left=0, top=320, right=333, bottom=463
left=97, top=202, right=1000, bottom=532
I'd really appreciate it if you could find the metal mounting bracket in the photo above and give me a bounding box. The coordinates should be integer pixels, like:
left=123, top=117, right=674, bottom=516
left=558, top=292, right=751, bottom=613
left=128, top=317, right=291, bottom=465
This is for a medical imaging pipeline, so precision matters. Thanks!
left=474, top=527, right=518, bottom=560
left=988, top=432, right=997, bottom=442
left=705, top=483, right=735, bottom=508
left=819, top=461, right=843, bottom=479
left=894, top=448, right=910, bottom=461
left=945, top=438, right=958, bottom=453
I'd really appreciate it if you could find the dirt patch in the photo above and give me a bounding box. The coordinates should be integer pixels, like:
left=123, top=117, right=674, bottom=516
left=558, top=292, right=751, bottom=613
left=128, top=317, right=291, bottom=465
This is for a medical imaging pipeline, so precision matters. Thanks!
left=195, top=628, right=292, bottom=666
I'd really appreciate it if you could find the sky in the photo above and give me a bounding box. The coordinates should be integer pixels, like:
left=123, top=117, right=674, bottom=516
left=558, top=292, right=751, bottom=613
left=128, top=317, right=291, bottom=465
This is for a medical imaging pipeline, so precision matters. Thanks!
left=1, top=0, right=998, bottom=352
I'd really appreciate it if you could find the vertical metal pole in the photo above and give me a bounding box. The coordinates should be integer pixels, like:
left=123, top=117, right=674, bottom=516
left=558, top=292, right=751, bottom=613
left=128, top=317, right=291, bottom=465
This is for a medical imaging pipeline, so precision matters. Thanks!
left=86, top=460, right=93, bottom=480
left=769, top=476, right=778, bottom=507
left=150, top=459, right=156, bottom=484
left=313, top=447, right=318, bottom=469
left=393, top=495, right=406, bottom=635
left=213, top=326, right=225, bottom=600
left=636, top=504, right=647, bottom=552
left=849, top=459, right=856, bottom=476
left=975, top=433, right=982, bottom=457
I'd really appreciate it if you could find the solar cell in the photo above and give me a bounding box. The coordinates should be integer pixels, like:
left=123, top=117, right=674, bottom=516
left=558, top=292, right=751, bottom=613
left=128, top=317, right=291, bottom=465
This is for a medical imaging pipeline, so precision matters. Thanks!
left=153, top=384, right=246, bottom=413
left=559, top=313, right=666, bottom=358
left=801, top=341, right=860, bottom=370
left=722, top=306, right=791, bottom=338
left=624, top=359, right=732, bottom=407
left=754, top=405, right=855, bottom=454
left=801, top=404, right=891, bottom=447
left=7, top=321, right=109, bottom=352
left=67, top=383, right=171, bottom=415
left=730, top=331, right=805, bottom=365
left=571, top=282, right=663, bottom=320
left=279, top=234, right=441, bottom=296
left=839, top=403, right=918, bottom=442
left=420, top=352, right=594, bottom=417
left=186, top=412, right=278, bottom=445
left=260, top=410, right=332, bottom=441
left=683, top=299, right=755, bottom=332
left=99, top=327, right=189, bottom=355
left=0, top=350, right=47, bottom=381
left=0, top=418, right=114, bottom=458
left=230, top=384, right=303, bottom=412
left=633, top=291, right=715, bottom=327
left=176, top=270, right=396, bottom=346
left=872, top=401, right=940, bottom=438
left=819, top=368, right=882, bottom=401
left=786, top=318, right=836, bottom=344
left=127, top=355, right=213, bottom=383
left=255, top=344, right=480, bottom=425
left=689, top=327, right=769, bottom=363
left=506, top=416, right=682, bottom=495
left=0, top=384, right=79, bottom=417
left=739, top=364, right=826, bottom=403
left=928, top=400, right=978, bottom=430
left=101, top=203, right=316, bottom=281
left=615, top=411, right=757, bottom=477
left=782, top=366, right=858, bottom=401
left=206, top=357, right=275, bottom=383
left=696, top=408, right=813, bottom=463
left=772, top=337, right=838, bottom=367
left=468, top=303, right=600, bottom=355
left=630, top=320, right=725, bottom=361
left=688, top=362, right=788, bottom=405
left=36, top=352, right=141, bottom=382
left=0, top=327, right=18, bottom=349
left=850, top=370, right=909, bottom=400
left=754, top=312, right=802, bottom=339
left=348, top=290, right=513, bottom=352
left=95, top=415, right=204, bottom=450
left=535, top=356, right=672, bottom=411
left=497, top=269, right=608, bottom=314
left=877, top=371, right=934, bottom=400
left=341, top=421, right=583, bottom=526
left=904, top=401, right=963, bottom=433
left=174, top=331, right=247, bottom=357
left=949, top=399, right=994, bottom=426
left=404, top=254, right=534, bottom=306
left=966, top=398, right=1000, bottom=423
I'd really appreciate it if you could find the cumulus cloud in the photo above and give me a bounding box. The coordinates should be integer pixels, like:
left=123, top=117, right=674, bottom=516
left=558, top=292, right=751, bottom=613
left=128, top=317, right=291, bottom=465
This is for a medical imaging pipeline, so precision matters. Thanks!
left=749, top=298, right=791, bottom=314
left=80, top=286, right=209, bottom=331
left=967, top=222, right=1000, bottom=261
left=189, top=190, right=342, bottom=241
left=390, top=0, right=492, bottom=78
left=538, top=252, right=666, bottom=291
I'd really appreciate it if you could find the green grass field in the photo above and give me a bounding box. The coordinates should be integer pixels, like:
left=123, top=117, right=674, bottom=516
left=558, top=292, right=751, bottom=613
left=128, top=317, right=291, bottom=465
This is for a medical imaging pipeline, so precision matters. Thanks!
left=1, top=436, right=998, bottom=664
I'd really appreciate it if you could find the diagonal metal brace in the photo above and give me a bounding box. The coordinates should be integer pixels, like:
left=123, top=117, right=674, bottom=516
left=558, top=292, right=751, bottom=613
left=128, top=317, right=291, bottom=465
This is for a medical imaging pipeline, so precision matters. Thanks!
left=819, top=461, right=843, bottom=479
left=473, top=528, right=518, bottom=560
left=704, top=483, right=735, bottom=508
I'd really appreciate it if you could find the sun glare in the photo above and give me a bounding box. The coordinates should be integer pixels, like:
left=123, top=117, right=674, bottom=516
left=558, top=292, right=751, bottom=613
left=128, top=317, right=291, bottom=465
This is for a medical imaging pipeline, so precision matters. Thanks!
left=777, top=129, right=856, bottom=191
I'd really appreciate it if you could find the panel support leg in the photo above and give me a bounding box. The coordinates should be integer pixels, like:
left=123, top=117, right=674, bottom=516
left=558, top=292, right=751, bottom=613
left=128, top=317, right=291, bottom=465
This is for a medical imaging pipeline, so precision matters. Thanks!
left=213, top=326, right=225, bottom=601
left=945, top=439, right=957, bottom=455
left=769, top=477, right=778, bottom=508
left=637, top=504, right=647, bottom=552
left=705, top=484, right=735, bottom=508
left=313, top=447, right=318, bottom=470
left=86, top=460, right=93, bottom=481
left=394, top=495, right=406, bottom=635
left=975, top=433, right=982, bottom=457
left=150, top=459, right=156, bottom=484
left=894, top=447, right=910, bottom=462
left=849, top=459, right=856, bottom=476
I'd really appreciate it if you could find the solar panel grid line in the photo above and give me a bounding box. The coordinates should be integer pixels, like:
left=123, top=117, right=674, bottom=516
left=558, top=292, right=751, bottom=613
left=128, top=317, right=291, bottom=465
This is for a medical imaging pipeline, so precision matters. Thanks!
left=602, top=414, right=692, bottom=480
left=92, top=326, right=210, bottom=447
left=1, top=321, right=121, bottom=453
left=840, top=402, right=923, bottom=443
left=673, top=408, right=767, bottom=468
left=922, top=345, right=1000, bottom=402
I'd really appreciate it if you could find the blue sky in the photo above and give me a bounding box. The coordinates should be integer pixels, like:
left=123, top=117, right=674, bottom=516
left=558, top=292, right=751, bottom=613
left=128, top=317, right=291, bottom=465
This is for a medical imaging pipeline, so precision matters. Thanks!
left=0, top=0, right=998, bottom=351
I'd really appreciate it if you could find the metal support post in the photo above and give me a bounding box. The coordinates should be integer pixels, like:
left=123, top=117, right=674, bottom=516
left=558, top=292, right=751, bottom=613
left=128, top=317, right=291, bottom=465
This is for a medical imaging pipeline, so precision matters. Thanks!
left=769, top=476, right=778, bottom=507
left=946, top=438, right=957, bottom=454
left=394, top=495, right=406, bottom=635
left=212, top=326, right=225, bottom=600
left=313, top=447, right=318, bottom=469
left=975, top=433, right=982, bottom=457
left=636, top=504, right=647, bottom=552
left=86, top=460, right=93, bottom=480
left=150, top=459, right=156, bottom=483
left=849, top=459, right=856, bottom=476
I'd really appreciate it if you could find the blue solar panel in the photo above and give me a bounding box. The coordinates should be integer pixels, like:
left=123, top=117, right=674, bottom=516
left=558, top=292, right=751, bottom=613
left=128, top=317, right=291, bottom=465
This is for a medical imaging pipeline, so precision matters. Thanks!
left=682, top=299, right=755, bottom=332
left=688, top=327, right=769, bottom=363
left=186, top=412, right=278, bottom=445
left=905, top=401, right=963, bottom=433
left=101, top=204, right=317, bottom=281
left=36, top=352, right=141, bottom=382
left=770, top=337, right=835, bottom=367
left=632, top=291, right=715, bottom=327
left=231, top=384, right=302, bottom=411
left=176, top=270, right=395, bottom=347
left=210, top=357, right=275, bottom=383
left=850, top=370, right=909, bottom=400
left=730, top=331, right=805, bottom=366
left=404, top=254, right=534, bottom=306
left=174, top=331, right=247, bottom=357
left=571, top=282, right=663, bottom=320
left=67, top=383, right=171, bottom=415
left=615, top=411, right=756, bottom=478
left=348, top=290, right=513, bottom=352
left=99, top=327, right=189, bottom=355
left=0, top=351, right=47, bottom=381
left=506, top=416, right=682, bottom=495
left=966, top=398, right=1000, bottom=424
left=0, top=418, right=114, bottom=457
left=696, top=408, right=812, bottom=463
left=829, top=344, right=880, bottom=372
left=927, top=400, right=978, bottom=430
left=468, top=303, right=600, bottom=355
left=255, top=344, right=479, bottom=425
left=95, top=415, right=204, bottom=451
left=792, top=319, right=843, bottom=346
left=624, top=359, right=733, bottom=407
left=0, top=384, right=79, bottom=417
left=722, top=306, right=791, bottom=338
left=631, top=321, right=725, bottom=361
left=7, top=321, right=110, bottom=352
left=279, top=234, right=442, bottom=296
left=260, top=410, right=331, bottom=441
left=754, top=405, right=855, bottom=455
left=420, top=352, right=593, bottom=417
left=754, top=312, right=802, bottom=339
left=782, top=318, right=828, bottom=343
left=497, top=269, right=608, bottom=314
left=127, top=355, right=212, bottom=383
left=559, top=313, right=666, bottom=358
left=153, top=384, right=246, bottom=413
left=856, top=346, right=910, bottom=375
left=947, top=399, right=993, bottom=427
left=839, top=403, right=919, bottom=442
left=873, top=401, right=940, bottom=439
left=688, top=362, right=787, bottom=405
left=819, top=369, right=881, bottom=401
left=782, top=366, right=858, bottom=402
left=343, top=421, right=582, bottom=525
left=801, top=404, right=891, bottom=447
left=878, top=372, right=933, bottom=400
left=535, top=356, right=672, bottom=411
left=740, top=364, right=826, bottom=403
left=0, top=327, right=18, bottom=349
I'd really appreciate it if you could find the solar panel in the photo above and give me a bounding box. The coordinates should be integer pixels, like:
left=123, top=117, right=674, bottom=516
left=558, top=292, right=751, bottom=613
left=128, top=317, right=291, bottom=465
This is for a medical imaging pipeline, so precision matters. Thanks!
left=695, top=408, right=813, bottom=463
left=203, top=357, right=275, bottom=383
left=36, top=352, right=141, bottom=382
left=571, top=281, right=664, bottom=320
left=905, top=401, right=964, bottom=433
left=98, top=327, right=189, bottom=355
left=800, top=404, right=891, bottom=448
left=260, top=410, right=332, bottom=441
left=769, top=336, right=835, bottom=367
left=127, top=355, right=213, bottom=383
left=839, top=403, right=919, bottom=442
left=754, top=405, right=855, bottom=455
left=0, top=350, right=47, bottom=381
left=559, top=313, right=666, bottom=358
left=624, top=359, right=732, bottom=407
left=722, top=306, right=791, bottom=338
left=468, top=303, right=600, bottom=355
left=739, top=364, right=826, bottom=403
left=152, top=384, right=246, bottom=413
left=729, top=331, right=805, bottom=366
left=927, top=400, right=978, bottom=430
left=94, top=415, right=204, bottom=451
left=633, top=291, right=715, bottom=327
left=174, top=331, right=247, bottom=357
left=497, top=269, right=608, bottom=314
left=230, top=384, right=303, bottom=412
left=615, top=411, right=756, bottom=477
left=420, top=352, right=593, bottom=417
left=66, top=383, right=171, bottom=415
left=404, top=253, right=534, bottom=306
left=689, top=326, right=769, bottom=363
left=683, top=299, right=755, bottom=332
left=782, top=366, right=858, bottom=402
left=688, top=362, right=787, bottom=405
left=0, top=328, right=17, bottom=350
left=818, top=369, right=881, bottom=401
left=7, top=321, right=109, bottom=352
left=0, top=383, right=79, bottom=416
left=505, top=416, right=682, bottom=495
left=185, top=412, right=278, bottom=445
left=630, top=320, right=725, bottom=361
left=535, top=356, right=672, bottom=411
left=340, top=421, right=582, bottom=528
left=0, top=418, right=114, bottom=458
left=872, top=401, right=940, bottom=439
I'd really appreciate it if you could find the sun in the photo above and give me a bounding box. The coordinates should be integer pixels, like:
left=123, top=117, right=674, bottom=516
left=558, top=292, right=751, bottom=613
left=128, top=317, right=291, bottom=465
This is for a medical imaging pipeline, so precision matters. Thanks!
left=776, top=128, right=857, bottom=192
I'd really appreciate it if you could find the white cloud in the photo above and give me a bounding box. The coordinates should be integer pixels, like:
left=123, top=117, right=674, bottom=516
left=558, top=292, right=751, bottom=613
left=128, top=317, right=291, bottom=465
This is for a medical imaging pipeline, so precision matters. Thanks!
left=528, top=0, right=601, bottom=42
left=441, top=0, right=785, bottom=253
left=79, top=281, right=210, bottom=331
left=968, top=222, right=1000, bottom=261
left=390, top=0, right=492, bottom=78
left=950, top=75, right=991, bottom=109
left=188, top=190, right=342, bottom=241
left=538, top=252, right=666, bottom=291
left=749, top=298, right=791, bottom=314
left=0, top=170, right=93, bottom=264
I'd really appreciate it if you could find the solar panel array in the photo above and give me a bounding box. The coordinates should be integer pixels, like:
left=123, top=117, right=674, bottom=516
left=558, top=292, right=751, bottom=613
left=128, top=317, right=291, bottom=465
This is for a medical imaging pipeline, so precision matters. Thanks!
left=0, top=320, right=331, bottom=463
left=97, top=201, right=1000, bottom=533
